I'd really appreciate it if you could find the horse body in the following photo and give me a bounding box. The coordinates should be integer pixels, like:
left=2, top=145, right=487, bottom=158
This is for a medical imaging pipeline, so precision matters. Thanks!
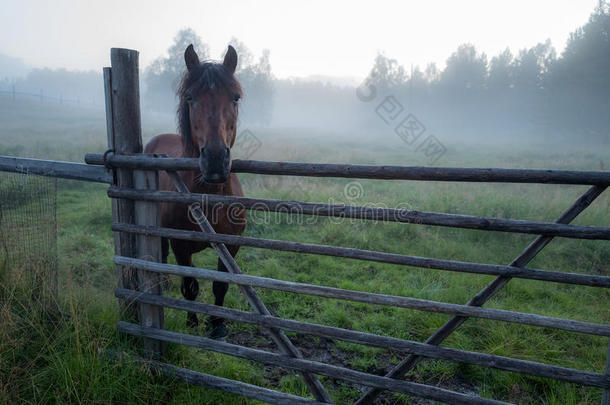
left=142, top=45, right=246, bottom=339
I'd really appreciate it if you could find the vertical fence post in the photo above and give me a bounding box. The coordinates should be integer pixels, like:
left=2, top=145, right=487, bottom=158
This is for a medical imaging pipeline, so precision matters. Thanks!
left=133, top=169, right=165, bottom=359
left=104, top=48, right=143, bottom=320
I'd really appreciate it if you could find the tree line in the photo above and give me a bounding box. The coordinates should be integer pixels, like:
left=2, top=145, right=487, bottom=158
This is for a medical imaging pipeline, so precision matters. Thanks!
left=360, top=2, right=610, bottom=143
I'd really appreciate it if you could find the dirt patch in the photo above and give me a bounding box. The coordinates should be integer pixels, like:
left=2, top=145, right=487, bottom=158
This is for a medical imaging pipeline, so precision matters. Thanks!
left=227, top=328, right=481, bottom=404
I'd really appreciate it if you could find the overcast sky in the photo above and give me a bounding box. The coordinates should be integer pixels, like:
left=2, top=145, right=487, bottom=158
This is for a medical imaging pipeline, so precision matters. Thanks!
left=0, top=0, right=599, bottom=80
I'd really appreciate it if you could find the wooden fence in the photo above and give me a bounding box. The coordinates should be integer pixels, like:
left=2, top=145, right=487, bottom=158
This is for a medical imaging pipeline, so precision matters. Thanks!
left=0, top=47, right=609, bottom=404
left=0, top=88, right=102, bottom=107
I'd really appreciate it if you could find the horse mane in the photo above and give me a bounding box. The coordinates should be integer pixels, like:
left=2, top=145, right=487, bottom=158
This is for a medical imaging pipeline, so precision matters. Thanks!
left=177, top=62, right=242, bottom=157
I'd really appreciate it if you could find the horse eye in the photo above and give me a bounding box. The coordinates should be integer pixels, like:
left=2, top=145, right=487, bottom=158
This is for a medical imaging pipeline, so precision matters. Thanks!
left=233, top=94, right=240, bottom=103
left=186, top=94, right=193, bottom=103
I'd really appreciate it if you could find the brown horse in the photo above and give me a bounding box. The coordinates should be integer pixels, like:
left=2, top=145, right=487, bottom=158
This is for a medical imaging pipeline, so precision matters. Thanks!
left=144, top=44, right=246, bottom=340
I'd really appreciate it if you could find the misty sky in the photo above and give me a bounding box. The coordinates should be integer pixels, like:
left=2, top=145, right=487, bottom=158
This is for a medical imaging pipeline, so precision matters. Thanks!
left=0, top=0, right=599, bottom=80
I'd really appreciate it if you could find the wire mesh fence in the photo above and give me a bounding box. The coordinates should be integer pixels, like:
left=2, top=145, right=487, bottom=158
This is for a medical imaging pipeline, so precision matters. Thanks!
left=0, top=172, right=58, bottom=310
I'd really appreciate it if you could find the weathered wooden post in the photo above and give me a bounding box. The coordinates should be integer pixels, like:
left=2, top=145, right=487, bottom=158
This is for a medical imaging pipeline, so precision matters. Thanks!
left=133, top=168, right=165, bottom=358
left=104, top=48, right=143, bottom=320
left=104, top=48, right=164, bottom=358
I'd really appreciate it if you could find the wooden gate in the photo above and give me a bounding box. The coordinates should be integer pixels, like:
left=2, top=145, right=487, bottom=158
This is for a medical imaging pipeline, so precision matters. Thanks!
left=86, top=48, right=610, bottom=404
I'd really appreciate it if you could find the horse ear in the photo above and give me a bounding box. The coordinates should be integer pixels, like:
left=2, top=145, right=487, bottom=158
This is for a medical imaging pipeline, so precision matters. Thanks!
left=184, top=44, right=200, bottom=72
left=223, top=45, right=238, bottom=74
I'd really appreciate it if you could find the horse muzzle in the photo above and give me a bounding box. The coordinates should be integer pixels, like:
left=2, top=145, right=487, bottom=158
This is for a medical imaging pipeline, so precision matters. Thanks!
left=199, top=146, right=231, bottom=183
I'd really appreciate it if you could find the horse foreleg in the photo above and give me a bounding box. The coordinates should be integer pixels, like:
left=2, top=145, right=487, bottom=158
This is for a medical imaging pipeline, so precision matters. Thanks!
left=161, top=237, right=169, bottom=264
left=159, top=237, right=172, bottom=291
left=181, top=276, right=200, bottom=328
left=174, top=244, right=199, bottom=328
left=209, top=244, right=239, bottom=339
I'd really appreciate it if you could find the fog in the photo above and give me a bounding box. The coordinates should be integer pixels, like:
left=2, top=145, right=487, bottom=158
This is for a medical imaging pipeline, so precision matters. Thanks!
left=1, top=2, right=609, bottom=151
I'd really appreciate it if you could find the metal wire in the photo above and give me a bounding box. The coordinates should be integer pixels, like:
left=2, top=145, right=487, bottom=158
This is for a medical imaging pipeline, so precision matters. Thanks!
left=0, top=172, right=58, bottom=308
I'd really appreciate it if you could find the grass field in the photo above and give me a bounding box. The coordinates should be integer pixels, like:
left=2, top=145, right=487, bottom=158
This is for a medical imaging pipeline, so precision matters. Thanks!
left=0, top=97, right=609, bottom=404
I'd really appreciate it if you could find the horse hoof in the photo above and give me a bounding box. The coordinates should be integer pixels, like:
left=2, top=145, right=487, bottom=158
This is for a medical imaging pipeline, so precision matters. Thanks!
left=209, top=323, right=228, bottom=341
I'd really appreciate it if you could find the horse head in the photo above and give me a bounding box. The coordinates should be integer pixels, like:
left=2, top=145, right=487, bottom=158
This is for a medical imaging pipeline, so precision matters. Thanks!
left=178, top=44, right=242, bottom=184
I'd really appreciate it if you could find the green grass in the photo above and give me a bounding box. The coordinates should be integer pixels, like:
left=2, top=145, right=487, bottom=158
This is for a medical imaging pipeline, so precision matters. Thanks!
left=0, top=98, right=609, bottom=404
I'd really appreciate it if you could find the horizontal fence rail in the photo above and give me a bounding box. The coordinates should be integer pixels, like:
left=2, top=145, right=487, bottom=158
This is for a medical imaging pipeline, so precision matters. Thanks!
left=115, top=256, right=610, bottom=337
left=0, top=156, right=112, bottom=183
left=112, top=223, right=610, bottom=287
left=118, top=322, right=510, bottom=405
left=107, top=187, right=610, bottom=240
left=115, top=288, right=610, bottom=389
left=85, top=153, right=610, bottom=185
left=104, top=350, right=325, bottom=405
left=0, top=89, right=103, bottom=107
